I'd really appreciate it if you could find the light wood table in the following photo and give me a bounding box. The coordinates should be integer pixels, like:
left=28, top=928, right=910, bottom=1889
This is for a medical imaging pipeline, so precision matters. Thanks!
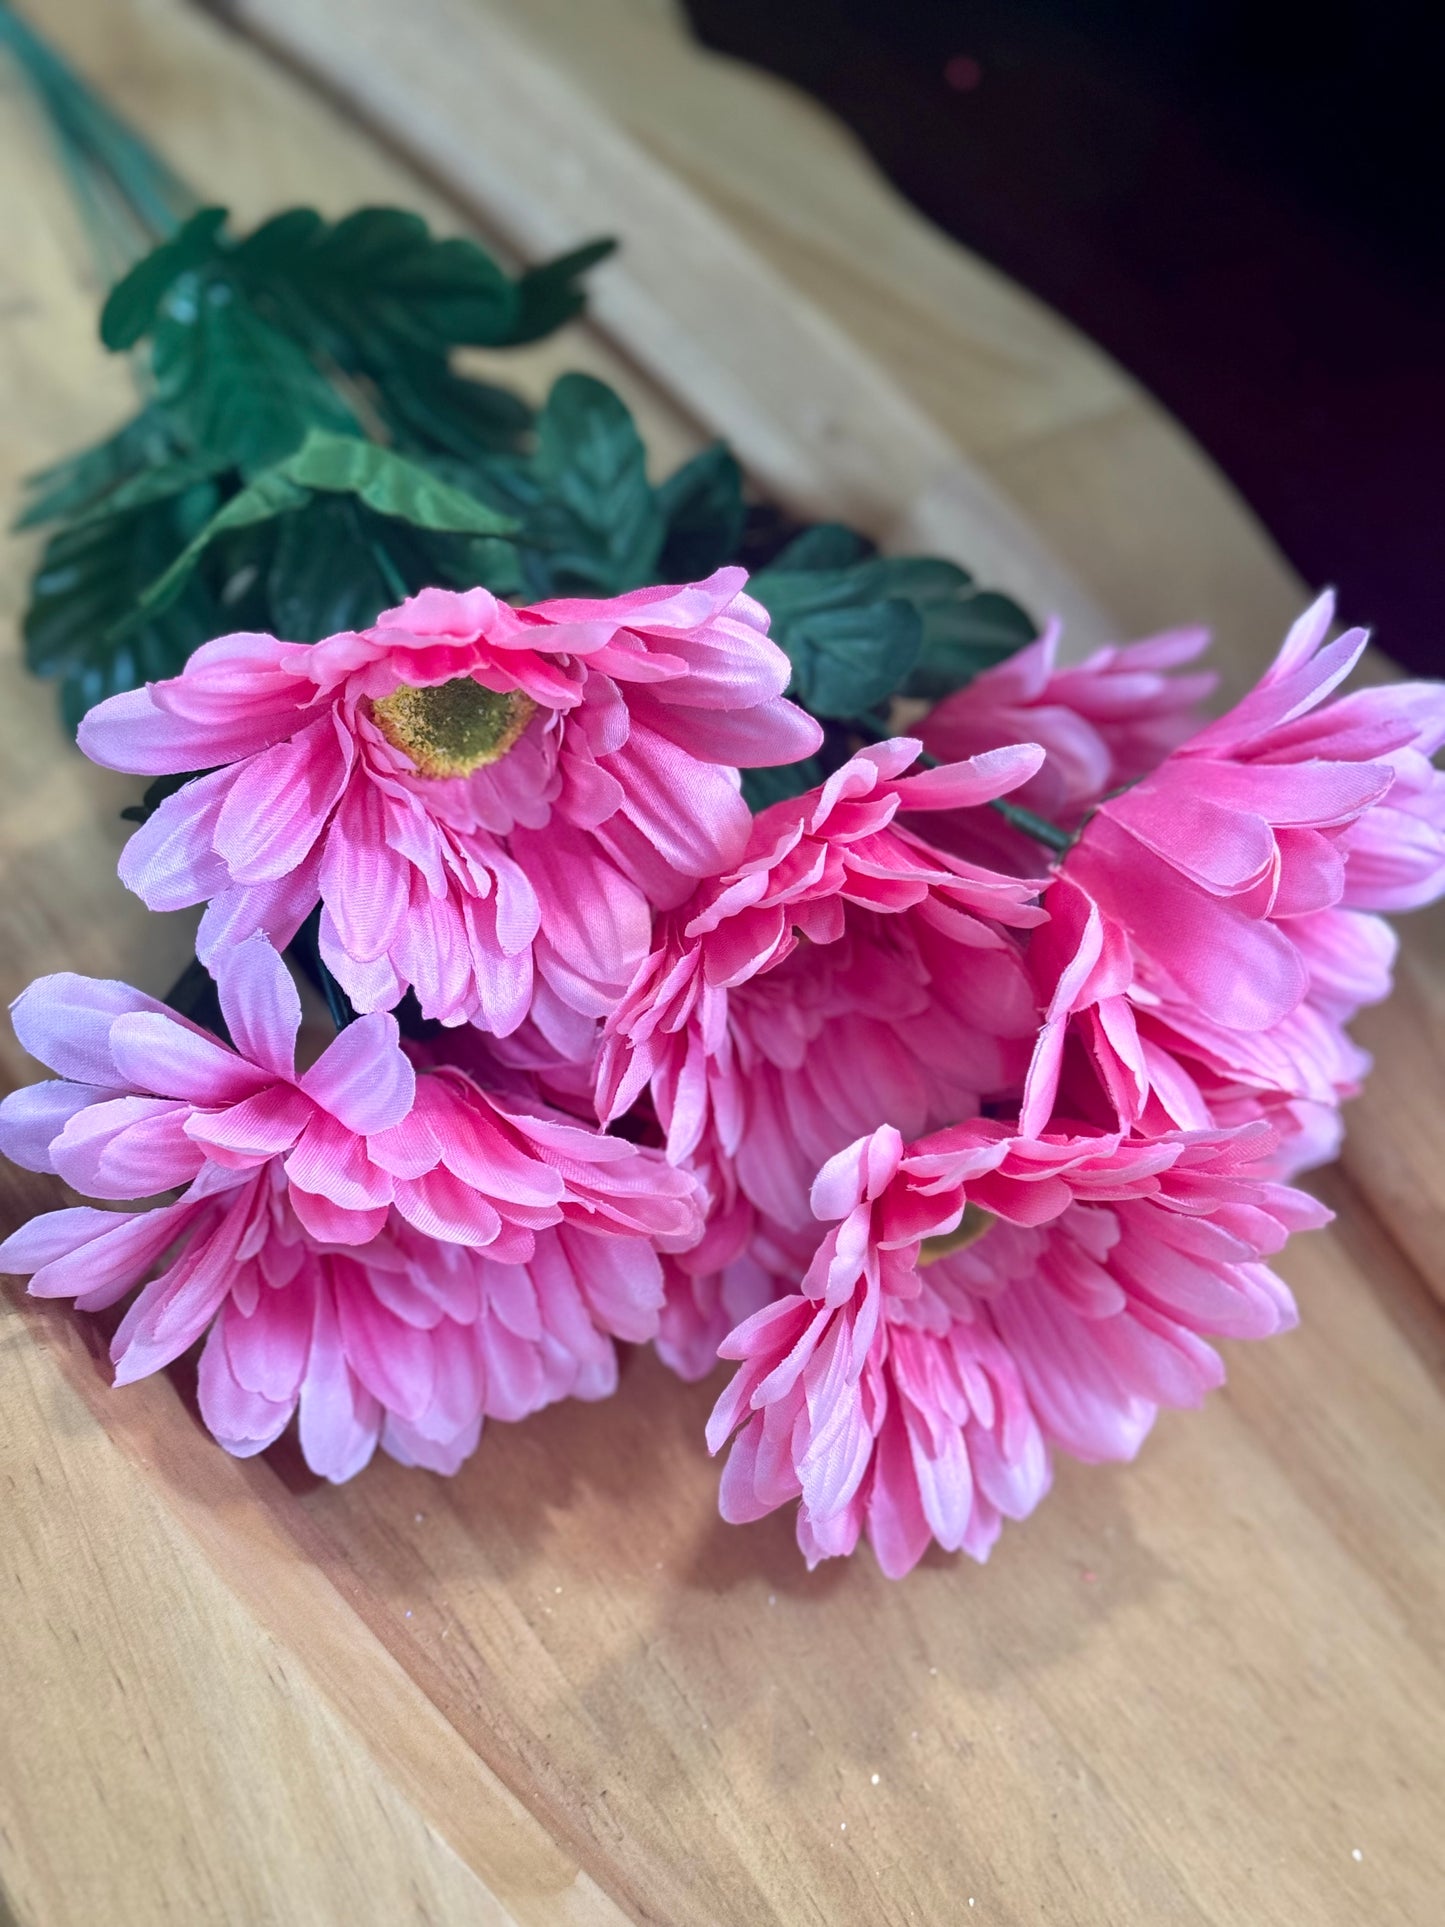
left=2, top=3, right=1442, bottom=1923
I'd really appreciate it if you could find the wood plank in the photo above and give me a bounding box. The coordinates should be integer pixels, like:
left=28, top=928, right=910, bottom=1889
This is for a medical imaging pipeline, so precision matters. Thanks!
left=1, top=1, right=1443, bottom=1922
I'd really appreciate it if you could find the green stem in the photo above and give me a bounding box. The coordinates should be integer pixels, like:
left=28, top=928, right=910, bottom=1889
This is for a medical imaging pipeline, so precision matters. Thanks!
left=1, top=2, right=195, bottom=259
left=989, top=796, right=1073, bottom=855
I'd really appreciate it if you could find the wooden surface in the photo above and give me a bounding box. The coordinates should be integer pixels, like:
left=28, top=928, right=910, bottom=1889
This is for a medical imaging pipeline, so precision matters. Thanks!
left=2, top=2, right=1442, bottom=1923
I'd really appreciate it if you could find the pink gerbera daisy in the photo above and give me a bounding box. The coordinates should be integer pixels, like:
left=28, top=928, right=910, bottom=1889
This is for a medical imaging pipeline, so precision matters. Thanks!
left=597, top=738, right=1050, bottom=1374
left=0, top=940, right=699, bottom=1477
left=1019, top=595, right=1445, bottom=1166
left=78, top=570, right=822, bottom=1050
left=708, top=1116, right=1323, bottom=1576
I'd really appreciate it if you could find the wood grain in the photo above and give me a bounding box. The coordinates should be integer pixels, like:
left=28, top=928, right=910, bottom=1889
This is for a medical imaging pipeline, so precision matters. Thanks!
left=2, top=2, right=1443, bottom=1923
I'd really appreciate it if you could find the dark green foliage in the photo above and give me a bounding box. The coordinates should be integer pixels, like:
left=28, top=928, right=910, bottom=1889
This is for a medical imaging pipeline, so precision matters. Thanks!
left=23, top=473, right=223, bottom=730
left=17, top=206, right=612, bottom=733
left=151, top=283, right=358, bottom=473
left=162, top=953, right=232, bottom=1047
left=740, top=756, right=829, bottom=812
left=100, top=205, right=228, bottom=349
left=15, top=407, right=180, bottom=530
left=655, top=443, right=746, bottom=580
left=17, top=195, right=1038, bottom=816
left=750, top=532, right=1037, bottom=720
left=525, top=373, right=665, bottom=594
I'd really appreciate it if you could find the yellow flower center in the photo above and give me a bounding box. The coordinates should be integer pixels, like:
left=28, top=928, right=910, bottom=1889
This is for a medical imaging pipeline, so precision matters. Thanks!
left=371, top=677, right=537, bottom=778
left=917, top=1203, right=997, bottom=1267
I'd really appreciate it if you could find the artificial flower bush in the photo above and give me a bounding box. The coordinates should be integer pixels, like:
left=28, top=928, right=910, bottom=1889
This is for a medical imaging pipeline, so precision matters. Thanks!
left=5, top=575, right=1444, bottom=1578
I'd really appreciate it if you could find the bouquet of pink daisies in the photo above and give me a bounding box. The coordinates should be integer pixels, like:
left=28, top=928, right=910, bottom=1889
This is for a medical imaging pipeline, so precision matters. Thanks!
left=3, top=39, right=1442, bottom=1574
left=5, top=573, right=1442, bottom=1576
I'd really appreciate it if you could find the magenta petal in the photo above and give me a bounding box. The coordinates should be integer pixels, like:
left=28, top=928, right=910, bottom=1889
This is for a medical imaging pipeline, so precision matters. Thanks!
left=0, top=1198, right=190, bottom=1300
left=287, top=1185, right=388, bottom=1246
left=10, top=973, right=173, bottom=1087
left=297, top=1275, right=382, bottom=1481
left=108, top=1010, right=274, bottom=1106
left=110, top=1198, right=253, bottom=1383
left=318, top=780, right=412, bottom=962
left=198, top=1321, right=296, bottom=1455
left=117, top=766, right=234, bottom=911
left=78, top=684, right=221, bottom=775
left=211, top=717, right=350, bottom=884
left=334, top=1271, right=436, bottom=1422
left=51, top=1095, right=205, bottom=1199
left=0, top=1079, right=111, bottom=1174
left=393, top=1167, right=504, bottom=1247
left=221, top=1277, right=314, bottom=1401
left=300, top=1012, right=415, bottom=1134
left=213, top=934, right=302, bottom=1078
left=185, top=1085, right=312, bottom=1163
left=283, top=1111, right=393, bottom=1211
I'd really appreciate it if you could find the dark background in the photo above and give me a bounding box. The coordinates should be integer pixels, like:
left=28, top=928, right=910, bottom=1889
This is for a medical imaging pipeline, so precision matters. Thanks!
left=684, top=0, right=1444, bottom=675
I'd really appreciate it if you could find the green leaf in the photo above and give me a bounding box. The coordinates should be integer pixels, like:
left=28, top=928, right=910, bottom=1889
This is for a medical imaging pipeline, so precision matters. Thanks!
left=15, top=408, right=180, bottom=531
left=68, top=454, right=229, bottom=524
left=151, top=277, right=355, bottom=471
left=267, top=495, right=397, bottom=641
left=136, top=434, right=516, bottom=619
left=373, top=355, right=534, bottom=458
left=425, top=533, right=526, bottom=600
left=769, top=524, right=872, bottom=572
left=655, top=443, right=745, bottom=579
left=230, top=206, right=518, bottom=359
left=136, top=469, right=309, bottom=617
left=782, top=600, right=923, bottom=718
left=508, top=238, right=617, bottom=344
left=751, top=546, right=1036, bottom=716
left=99, top=205, right=228, bottom=350
left=903, top=589, right=1038, bottom=699
left=283, top=431, right=516, bottom=534
left=23, top=483, right=223, bottom=733
left=531, top=373, right=663, bottom=593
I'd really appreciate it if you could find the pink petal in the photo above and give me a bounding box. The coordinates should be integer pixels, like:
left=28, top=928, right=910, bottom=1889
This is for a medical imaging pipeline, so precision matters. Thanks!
left=300, top=1012, right=415, bottom=1134
left=211, top=717, right=351, bottom=884
left=0, top=1079, right=112, bottom=1174
left=10, top=974, right=174, bottom=1087
left=297, top=1273, right=382, bottom=1481
left=213, top=934, right=302, bottom=1078
left=51, top=1095, right=205, bottom=1199
left=107, top=1010, right=274, bottom=1106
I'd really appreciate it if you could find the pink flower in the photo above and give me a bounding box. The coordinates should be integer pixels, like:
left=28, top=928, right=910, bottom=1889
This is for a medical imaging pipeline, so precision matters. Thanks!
left=194, top=1213, right=670, bottom=1478
left=1023, top=595, right=1445, bottom=1150
left=0, top=945, right=697, bottom=1477
left=78, top=571, right=822, bottom=1046
left=0, top=1164, right=670, bottom=1478
left=707, top=1117, right=1322, bottom=1576
left=0, top=935, right=415, bottom=1248
left=596, top=740, right=1050, bottom=1368
left=918, top=620, right=1215, bottom=869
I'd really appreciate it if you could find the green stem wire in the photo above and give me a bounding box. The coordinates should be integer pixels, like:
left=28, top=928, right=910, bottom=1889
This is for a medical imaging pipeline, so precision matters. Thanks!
left=1, top=1, right=195, bottom=266
left=988, top=796, right=1073, bottom=854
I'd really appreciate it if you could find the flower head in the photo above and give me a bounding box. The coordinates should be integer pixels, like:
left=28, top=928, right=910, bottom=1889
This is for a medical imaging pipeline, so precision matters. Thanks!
left=79, top=571, right=821, bottom=1046
left=708, top=1116, right=1322, bottom=1576
left=596, top=740, right=1049, bottom=1365
left=1022, top=595, right=1445, bottom=1155
left=919, top=620, right=1215, bottom=870
left=0, top=940, right=698, bottom=1477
